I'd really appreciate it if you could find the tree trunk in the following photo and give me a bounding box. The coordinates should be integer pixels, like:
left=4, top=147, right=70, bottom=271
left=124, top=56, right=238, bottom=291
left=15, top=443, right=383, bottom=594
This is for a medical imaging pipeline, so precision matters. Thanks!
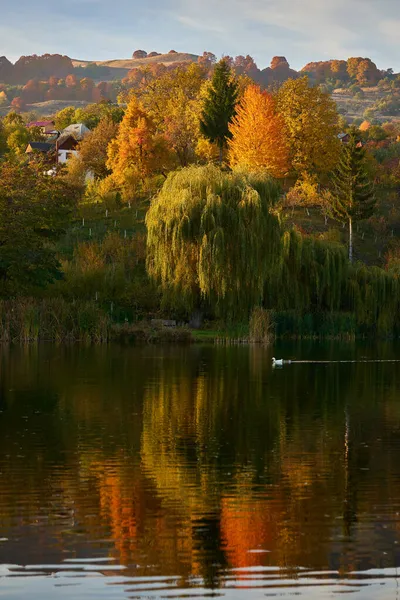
left=189, top=309, right=203, bottom=330
left=349, top=217, right=353, bottom=263
left=219, top=143, right=223, bottom=166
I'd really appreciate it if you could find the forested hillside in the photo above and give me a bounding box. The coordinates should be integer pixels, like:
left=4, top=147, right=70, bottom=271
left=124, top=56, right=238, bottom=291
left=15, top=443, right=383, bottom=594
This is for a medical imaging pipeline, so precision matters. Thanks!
left=0, top=51, right=399, bottom=122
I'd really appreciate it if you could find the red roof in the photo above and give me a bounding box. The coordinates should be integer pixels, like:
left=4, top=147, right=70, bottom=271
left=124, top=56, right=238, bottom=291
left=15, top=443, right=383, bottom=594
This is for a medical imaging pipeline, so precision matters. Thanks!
left=27, top=120, right=55, bottom=128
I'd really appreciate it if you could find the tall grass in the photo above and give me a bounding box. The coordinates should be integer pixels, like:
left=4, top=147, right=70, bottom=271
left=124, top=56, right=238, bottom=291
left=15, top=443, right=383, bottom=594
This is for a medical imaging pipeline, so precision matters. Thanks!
left=0, top=298, right=110, bottom=343
left=249, top=307, right=275, bottom=343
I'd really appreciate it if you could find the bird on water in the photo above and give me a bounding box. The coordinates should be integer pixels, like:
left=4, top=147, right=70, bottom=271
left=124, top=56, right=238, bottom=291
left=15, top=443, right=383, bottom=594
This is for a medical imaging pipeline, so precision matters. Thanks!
left=272, top=357, right=283, bottom=366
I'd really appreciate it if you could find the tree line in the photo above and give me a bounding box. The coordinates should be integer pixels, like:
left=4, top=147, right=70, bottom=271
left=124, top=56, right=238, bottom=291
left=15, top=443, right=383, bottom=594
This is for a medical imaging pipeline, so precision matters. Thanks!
left=1, top=58, right=400, bottom=339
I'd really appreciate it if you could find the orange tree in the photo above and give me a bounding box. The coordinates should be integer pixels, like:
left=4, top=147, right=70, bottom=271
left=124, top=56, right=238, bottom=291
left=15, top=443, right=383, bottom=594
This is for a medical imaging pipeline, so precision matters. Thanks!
left=107, top=96, right=171, bottom=199
left=228, top=85, right=289, bottom=177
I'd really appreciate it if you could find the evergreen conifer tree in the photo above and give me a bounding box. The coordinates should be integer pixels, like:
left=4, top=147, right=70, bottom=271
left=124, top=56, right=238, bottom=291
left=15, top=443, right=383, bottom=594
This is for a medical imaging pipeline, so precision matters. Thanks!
left=330, top=128, right=375, bottom=262
left=200, top=59, right=238, bottom=165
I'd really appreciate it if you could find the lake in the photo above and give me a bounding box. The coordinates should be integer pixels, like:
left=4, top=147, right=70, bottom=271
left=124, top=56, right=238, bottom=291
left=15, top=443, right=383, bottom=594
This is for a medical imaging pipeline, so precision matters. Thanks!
left=1, top=342, right=400, bottom=599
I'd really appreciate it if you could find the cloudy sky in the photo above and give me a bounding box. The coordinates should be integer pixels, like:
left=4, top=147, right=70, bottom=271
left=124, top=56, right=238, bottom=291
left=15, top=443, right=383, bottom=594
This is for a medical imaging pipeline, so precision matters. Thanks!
left=1, top=0, right=399, bottom=71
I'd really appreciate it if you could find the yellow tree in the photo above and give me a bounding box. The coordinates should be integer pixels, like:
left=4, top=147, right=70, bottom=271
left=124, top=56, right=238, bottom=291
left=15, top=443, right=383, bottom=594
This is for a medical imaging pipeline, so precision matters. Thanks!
left=276, top=76, right=341, bottom=176
left=126, top=63, right=207, bottom=167
left=107, top=96, right=171, bottom=198
left=162, top=88, right=202, bottom=166
left=228, top=85, right=289, bottom=177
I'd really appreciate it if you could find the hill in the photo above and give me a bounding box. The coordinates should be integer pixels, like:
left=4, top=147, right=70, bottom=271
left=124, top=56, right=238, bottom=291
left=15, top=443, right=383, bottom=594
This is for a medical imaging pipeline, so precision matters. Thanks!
left=0, top=51, right=399, bottom=123
left=72, top=52, right=199, bottom=71
left=0, top=99, right=90, bottom=118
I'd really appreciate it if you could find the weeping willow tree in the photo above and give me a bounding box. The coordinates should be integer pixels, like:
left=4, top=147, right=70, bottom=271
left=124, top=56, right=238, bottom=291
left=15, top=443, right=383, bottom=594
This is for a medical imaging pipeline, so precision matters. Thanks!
left=265, top=228, right=400, bottom=337
left=345, top=265, right=400, bottom=335
left=265, top=229, right=349, bottom=313
left=146, top=164, right=281, bottom=320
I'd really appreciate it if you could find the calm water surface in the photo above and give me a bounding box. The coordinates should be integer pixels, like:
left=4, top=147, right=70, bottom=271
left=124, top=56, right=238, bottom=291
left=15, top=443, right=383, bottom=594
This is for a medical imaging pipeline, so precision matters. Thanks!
left=1, top=342, right=400, bottom=598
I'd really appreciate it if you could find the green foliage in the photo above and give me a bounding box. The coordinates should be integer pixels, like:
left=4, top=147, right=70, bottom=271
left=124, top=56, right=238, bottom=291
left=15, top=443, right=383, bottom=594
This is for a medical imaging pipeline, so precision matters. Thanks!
left=330, top=128, right=375, bottom=260
left=249, top=307, right=275, bottom=343
left=266, top=229, right=348, bottom=314
left=0, top=111, right=45, bottom=155
left=263, top=228, right=400, bottom=337
left=0, top=120, right=7, bottom=156
left=74, top=102, right=125, bottom=129
left=56, top=231, right=157, bottom=314
left=200, top=59, right=239, bottom=162
left=0, top=160, right=78, bottom=295
left=0, top=298, right=110, bottom=343
left=55, top=102, right=124, bottom=130
left=146, top=164, right=281, bottom=320
left=54, top=106, right=76, bottom=129
left=331, top=129, right=375, bottom=223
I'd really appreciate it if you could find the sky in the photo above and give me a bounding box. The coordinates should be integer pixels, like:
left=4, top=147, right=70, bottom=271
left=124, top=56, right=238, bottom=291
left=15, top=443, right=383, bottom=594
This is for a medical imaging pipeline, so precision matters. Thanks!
left=1, top=0, right=399, bottom=71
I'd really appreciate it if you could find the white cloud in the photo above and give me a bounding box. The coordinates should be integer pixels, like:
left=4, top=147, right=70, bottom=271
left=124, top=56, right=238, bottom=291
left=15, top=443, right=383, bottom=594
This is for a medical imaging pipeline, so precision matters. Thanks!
left=177, top=15, right=226, bottom=34
left=171, top=0, right=400, bottom=70
left=1, top=0, right=399, bottom=70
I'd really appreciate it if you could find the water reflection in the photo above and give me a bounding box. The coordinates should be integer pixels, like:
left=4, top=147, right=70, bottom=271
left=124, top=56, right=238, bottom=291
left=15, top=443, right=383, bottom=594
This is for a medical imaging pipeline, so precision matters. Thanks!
left=1, top=343, right=400, bottom=598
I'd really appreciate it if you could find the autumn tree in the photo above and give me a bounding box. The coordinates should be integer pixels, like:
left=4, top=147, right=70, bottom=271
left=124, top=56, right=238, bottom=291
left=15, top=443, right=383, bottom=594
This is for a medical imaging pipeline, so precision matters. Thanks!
left=200, top=59, right=239, bottom=165
left=228, top=85, right=289, bottom=177
left=131, top=63, right=207, bottom=167
left=276, top=76, right=341, bottom=176
left=107, top=96, right=171, bottom=199
left=78, top=116, right=118, bottom=178
left=146, top=165, right=281, bottom=319
left=11, top=96, right=26, bottom=112
left=65, top=74, right=78, bottom=88
left=330, top=129, right=376, bottom=262
left=55, top=105, right=76, bottom=129
left=0, top=120, right=7, bottom=156
left=347, top=57, right=381, bottom=86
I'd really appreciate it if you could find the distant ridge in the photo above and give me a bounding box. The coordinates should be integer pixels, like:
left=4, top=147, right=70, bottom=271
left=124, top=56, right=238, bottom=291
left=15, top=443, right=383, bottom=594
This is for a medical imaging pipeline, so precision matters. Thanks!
left=72, top=52, right=199, bottom=71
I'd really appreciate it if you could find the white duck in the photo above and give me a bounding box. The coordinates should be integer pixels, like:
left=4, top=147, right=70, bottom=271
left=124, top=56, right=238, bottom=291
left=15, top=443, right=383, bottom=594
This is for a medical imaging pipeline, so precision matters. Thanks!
left=272, top=357, right=283, bottom=366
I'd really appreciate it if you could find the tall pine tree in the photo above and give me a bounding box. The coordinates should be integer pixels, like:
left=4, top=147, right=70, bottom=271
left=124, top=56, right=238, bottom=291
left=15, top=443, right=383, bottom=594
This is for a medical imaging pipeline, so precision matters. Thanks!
left=330, top=128, right=375, bottom=262
left=200, top=59, right=238, bottom=165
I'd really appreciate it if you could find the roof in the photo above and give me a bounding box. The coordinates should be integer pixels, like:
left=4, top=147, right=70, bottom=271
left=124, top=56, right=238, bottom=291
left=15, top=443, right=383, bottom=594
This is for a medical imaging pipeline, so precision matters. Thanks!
left=26, top=142, right=53, bottom=153
left=62, top=123, right=90, bottom=140
left=56, top=133, right=79, bottom=150
left=27, top=120, right=55, bottom=128
left=56, top=132, right=79, bottom=149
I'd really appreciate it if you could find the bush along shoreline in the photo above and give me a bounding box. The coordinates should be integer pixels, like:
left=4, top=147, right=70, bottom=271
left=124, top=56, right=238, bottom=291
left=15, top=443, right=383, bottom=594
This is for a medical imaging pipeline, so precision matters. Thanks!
left=1, top=300, right=400, bottom=345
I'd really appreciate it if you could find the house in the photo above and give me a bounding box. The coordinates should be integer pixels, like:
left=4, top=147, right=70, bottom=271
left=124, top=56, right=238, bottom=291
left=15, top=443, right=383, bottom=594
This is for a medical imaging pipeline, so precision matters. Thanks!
left=25, top=122, right=90, bottom=165
left=62, top=123, right=90, bottom=140
left=56, top=133, right=79, bottom=164
left=25, top=141, right=56, bottom=166
left=25, top=141, right=54, bottom=155
left=338, top=132, right=350, bottom=143
left=55, top=123, right=90, bottom=164
left=27, top=120, right=56, bottom=136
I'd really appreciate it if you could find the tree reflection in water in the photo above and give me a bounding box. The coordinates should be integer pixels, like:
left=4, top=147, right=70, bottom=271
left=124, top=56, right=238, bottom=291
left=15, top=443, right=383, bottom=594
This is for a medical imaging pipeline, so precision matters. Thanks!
left=0, top=343, right=400, bottom=583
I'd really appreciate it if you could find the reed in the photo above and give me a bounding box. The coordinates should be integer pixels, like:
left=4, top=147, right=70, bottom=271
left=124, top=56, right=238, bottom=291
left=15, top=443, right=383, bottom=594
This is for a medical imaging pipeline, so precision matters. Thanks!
left=249, top=307, right=275, bottom=343
left=0, top=298, right=110, bottom=343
